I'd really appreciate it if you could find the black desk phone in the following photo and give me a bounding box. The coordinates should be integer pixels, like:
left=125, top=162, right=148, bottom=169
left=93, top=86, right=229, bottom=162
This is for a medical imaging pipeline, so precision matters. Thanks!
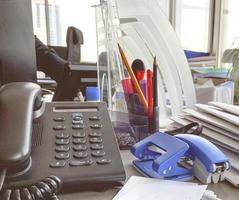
left=0, top=82, right=126, bottom=199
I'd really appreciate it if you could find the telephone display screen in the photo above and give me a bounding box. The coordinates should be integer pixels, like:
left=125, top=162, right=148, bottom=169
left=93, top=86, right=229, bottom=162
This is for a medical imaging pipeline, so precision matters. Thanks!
left=53, top=106, right=98, bottom=113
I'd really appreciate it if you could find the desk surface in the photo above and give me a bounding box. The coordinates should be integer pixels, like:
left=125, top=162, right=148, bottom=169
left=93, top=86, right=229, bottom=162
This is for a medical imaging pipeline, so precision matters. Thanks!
left=60, top=150, right=239, bottom=200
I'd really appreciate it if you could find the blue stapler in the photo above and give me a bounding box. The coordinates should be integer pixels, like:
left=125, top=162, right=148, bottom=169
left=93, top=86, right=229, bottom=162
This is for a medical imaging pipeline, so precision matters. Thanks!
left=131, top=132, right=230, bottom=184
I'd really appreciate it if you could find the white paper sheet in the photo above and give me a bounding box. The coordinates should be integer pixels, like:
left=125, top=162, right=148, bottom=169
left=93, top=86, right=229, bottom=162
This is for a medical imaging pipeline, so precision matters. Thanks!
left=113, top=176, right=207, bottom=200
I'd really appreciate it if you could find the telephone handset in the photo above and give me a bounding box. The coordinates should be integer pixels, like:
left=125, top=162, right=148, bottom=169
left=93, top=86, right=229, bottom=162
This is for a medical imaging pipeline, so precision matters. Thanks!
left=0, top=82, right=126, bottom=199
left=0, top=82, right=61, bottom=199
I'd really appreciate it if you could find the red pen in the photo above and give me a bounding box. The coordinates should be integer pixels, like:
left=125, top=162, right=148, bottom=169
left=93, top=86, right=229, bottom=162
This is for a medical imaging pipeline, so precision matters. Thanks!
left=147, top=69, right=153, bottom=133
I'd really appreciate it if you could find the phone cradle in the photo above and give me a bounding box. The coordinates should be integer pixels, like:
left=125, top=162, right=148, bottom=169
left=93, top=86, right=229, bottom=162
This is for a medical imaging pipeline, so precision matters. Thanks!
left=131, top=132, right=192, bottom=180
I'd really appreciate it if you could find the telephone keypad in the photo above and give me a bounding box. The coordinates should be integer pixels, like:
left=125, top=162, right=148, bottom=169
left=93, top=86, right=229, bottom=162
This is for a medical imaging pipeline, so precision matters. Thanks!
left=51, top=112, right=111, bottom=169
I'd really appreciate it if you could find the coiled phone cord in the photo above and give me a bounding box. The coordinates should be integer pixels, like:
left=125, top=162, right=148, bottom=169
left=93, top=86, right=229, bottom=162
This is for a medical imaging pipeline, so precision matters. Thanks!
left=0, top=174, right=62, bottom=200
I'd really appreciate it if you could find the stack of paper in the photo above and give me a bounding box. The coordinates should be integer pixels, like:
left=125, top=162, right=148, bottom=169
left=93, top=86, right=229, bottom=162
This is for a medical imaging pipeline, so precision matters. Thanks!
left=170, top=102, right=239, bottom=187
left=113, top=176, right=208, bottom=200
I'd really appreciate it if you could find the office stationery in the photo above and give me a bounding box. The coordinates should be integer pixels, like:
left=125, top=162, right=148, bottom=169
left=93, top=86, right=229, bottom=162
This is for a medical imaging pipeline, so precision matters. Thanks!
left=152, top=56, right=159, bottom=132
left=0, top=82, right=126, bottom=195
left=118, top=44, right=148, bottom=110
left=131, top=59, right=145, bottom=82
left=171, top=116, right=239, bottom=153
left=131, top=131, right=230, bottom=184
left=183, top=109, right=239, bottom=136
left=195, top=104, right=239, bottom=126
left=182, top=115, right=239, bottom=142
left=131, top=132, right=191, bottom=180
left=175, top=134, right=230, bottom=184
left=113, top=176, right=207, bottom=200
left=209, top=101, right=239, bottom=116
left=147, top=69, right=154, bottom=133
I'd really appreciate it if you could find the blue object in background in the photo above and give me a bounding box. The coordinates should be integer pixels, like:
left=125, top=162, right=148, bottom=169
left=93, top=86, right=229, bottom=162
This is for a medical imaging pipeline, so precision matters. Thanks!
left=85, top=86, right=100, bottom=101
left=184, top=50, right=209, bottom=59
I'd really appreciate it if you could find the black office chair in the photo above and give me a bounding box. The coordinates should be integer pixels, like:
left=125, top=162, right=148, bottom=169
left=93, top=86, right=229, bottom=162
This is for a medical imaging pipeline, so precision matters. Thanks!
left=66, top=26, right=84, bottom=64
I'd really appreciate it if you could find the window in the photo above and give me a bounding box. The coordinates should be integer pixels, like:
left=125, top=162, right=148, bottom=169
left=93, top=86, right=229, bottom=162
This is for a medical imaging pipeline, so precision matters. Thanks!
left=221, top=0, right=239, bottom=52
left=175, top=0, right=211, bottom=52
left=32, top=0, right=47, bottom=43
left=156, top=0, right=170, bottom=18
left=31, top=0, right=99, bottom=62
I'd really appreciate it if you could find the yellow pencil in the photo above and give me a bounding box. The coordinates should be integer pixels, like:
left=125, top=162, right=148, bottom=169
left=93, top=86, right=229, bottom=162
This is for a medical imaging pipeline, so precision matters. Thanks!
left=118, top=44, right=148, bottom=110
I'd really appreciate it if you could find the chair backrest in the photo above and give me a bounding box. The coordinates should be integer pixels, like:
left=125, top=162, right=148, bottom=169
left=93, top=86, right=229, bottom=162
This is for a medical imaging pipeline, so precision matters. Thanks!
left=0, top=0, right=37, bottom=85
left=66, top=26, right=84, bottom=64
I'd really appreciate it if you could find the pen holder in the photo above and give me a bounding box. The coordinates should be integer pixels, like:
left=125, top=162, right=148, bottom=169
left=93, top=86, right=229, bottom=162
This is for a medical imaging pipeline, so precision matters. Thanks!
left=110, top=111, right=149, bottom=149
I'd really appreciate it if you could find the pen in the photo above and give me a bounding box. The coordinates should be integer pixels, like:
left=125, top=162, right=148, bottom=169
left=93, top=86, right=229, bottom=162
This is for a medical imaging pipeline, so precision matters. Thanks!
left=118, top=44, right=148, bottom=110
left=153, top=56, right=159, bottom=132
left=147, top=69, right=153, bottom=133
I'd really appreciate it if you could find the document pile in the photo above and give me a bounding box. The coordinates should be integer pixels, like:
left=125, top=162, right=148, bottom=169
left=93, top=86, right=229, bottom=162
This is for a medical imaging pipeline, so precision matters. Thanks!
left=171, top=101, right=239, bottom=187
left=113, top=176, right=221, bottom=200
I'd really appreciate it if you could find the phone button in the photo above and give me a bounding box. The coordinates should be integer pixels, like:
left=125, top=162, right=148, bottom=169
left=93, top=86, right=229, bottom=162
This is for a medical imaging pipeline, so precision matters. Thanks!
left=72, top=113, right=83, bottom=118
left=55, top=139, right=70, bottom=145
left=89, top=137, right=103, bottom=144
left=90, top=124, right=102, bottom=129
left=89, top=116, right=101, bottom=121
left=91, top=150, right=105, bottom=157
left=56, top=132, right=70, bottom=139
left=50, top=161, right=66, bottom=168
left=73, top=145, right=87, bottom=151
left=72, top=120, right=84, bottom=125
left=97, top=158, right=112, bottom=164
left=72, top=132, right=86, bottom=138
left=72, top=124, right=84, bottom=129
left=53, top=117, right=66, bottom=122
left=53, top=125, right=66, bottom=130
left=55, top=153, right=70, bottom=160
left=90, top=144, right=104, bottom=150
left=73, top=151, right=88, bottom=159
left=73, top=138, right=87, bottom=144
left=89, top=132, right=102, bottom=137
left=69, top=159, right=94, bottom=167
left=55, top=146, right=70, bottom=152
